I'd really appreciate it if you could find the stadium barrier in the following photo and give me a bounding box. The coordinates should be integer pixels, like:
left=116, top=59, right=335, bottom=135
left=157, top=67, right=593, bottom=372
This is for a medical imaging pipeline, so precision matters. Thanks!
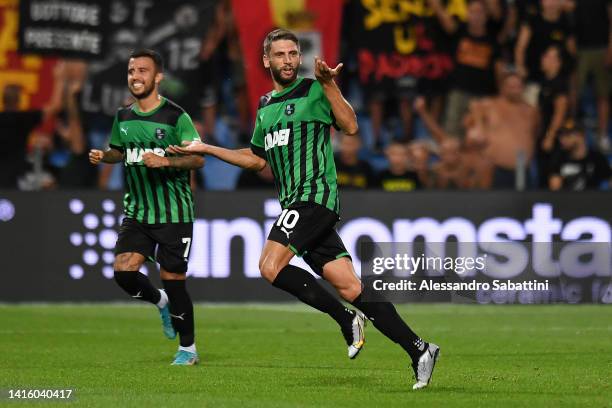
left=0, top=191, right=610, bottom=303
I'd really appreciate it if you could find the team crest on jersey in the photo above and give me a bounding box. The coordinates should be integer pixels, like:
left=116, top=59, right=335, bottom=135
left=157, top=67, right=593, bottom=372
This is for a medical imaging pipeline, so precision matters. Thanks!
left=155, top=128, right=166, bottom=140
left=285, top=103, right=295, bottom=116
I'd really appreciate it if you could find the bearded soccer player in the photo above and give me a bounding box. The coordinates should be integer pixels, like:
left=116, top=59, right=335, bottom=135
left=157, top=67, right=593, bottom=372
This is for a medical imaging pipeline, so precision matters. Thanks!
left=170, top=30, right=440, bottom=388
left=89, top=49, right=204, bottom=365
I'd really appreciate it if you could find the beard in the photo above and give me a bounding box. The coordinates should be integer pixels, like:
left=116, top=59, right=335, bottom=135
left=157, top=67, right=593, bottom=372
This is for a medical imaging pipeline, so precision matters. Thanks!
left=129, top=80, right=156, bottom=99
left=270, top=64, right=298, bottom=86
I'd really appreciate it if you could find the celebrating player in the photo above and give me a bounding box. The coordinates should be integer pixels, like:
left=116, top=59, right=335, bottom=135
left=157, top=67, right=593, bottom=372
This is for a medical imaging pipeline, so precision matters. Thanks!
left=169, top=29, right=440, bottom=388
left=89, top=49, right=204, bottom=366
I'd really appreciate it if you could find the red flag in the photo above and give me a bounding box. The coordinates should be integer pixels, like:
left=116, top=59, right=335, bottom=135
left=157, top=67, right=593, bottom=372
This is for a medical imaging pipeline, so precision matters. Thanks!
left=0, top=0, right=56, bottom=111
left=231, top=0, right=343, bottom=114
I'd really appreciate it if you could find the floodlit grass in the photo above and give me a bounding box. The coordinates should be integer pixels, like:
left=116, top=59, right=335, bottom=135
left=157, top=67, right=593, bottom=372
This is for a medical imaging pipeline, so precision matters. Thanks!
left=0, top=304, right=610, bottom=407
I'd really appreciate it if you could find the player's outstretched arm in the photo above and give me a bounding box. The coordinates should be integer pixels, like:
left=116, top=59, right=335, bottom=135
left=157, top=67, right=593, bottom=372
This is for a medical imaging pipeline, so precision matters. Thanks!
left=141, top=152, right=205, bottom=170
left=314, top=57, right=358, bottom=136
left=167, top=142, right=266, bottom=171
left=89, top=148, right=124, bottom=165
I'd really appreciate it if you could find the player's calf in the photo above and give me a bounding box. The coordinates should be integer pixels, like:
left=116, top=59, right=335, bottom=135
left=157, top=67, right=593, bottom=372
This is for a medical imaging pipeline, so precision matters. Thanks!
left=163, top=279, right=196, bottom=356
left=114, top=270, right=176, bottom=339
left=320, top=258, right=369, bottom=359
left=113, top=271, right=162, bottom=304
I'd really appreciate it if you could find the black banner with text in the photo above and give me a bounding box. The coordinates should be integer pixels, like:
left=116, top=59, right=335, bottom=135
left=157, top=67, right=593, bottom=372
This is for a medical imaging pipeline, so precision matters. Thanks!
left=18, top=0, right=110, bottom=59
left=347, top=0, right=467, bottom=92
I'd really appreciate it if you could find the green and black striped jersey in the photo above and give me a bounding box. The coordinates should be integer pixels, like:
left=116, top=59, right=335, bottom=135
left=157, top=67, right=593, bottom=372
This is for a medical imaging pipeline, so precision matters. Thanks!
left=109, top=97, right=200, bottom=224
left=250, top=77, right=340, bottom=214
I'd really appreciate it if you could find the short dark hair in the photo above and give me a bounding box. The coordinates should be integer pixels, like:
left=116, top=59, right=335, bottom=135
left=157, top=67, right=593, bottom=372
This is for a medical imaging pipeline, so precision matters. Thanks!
left=263, top=29, right=299, bottom=55
left=129, top=49, right=164, bottom=72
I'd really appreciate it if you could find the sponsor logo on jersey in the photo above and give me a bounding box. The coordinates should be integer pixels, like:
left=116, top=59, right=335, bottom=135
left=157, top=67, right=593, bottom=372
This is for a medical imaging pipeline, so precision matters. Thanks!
left=265, top=128, right=291, bottom=150
left=125, top=147, right=166, bottom=164
left=155, top=128, right=166, bottom=140
left=285, top=103, right=295, bottom=116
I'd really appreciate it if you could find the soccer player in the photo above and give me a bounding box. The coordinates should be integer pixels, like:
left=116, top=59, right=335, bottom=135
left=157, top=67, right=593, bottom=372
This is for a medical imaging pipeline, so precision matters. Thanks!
left=169, top=29, right=440, bottom=389
left=89, top=49, right=204, bottom=366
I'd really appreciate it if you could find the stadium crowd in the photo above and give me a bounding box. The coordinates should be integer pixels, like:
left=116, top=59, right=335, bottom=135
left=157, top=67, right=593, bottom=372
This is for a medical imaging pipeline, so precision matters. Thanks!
left=1, top=0, right=611, bottom=191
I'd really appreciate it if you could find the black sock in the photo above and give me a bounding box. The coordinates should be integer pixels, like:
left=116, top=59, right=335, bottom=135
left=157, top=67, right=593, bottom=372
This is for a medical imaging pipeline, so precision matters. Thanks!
left=162, top=280, right=195, bottom=347
left=272, top=265, right=353, bottom=328
left=114, top=271, right=161, bottom=305
left=351, top=295, right=426, bottom=361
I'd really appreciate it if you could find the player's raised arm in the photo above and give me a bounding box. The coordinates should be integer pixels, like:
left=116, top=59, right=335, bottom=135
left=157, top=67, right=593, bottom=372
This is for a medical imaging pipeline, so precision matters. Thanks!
left=167, top=141, right=266, bottom=171
left=314, top=56, right=358, bottom=136
left=142, top=151, right=204, bottom=170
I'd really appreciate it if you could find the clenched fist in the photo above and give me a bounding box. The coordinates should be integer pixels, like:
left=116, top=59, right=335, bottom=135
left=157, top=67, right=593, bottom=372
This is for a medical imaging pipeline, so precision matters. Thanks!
left=89, top=149, right=104, bottom=165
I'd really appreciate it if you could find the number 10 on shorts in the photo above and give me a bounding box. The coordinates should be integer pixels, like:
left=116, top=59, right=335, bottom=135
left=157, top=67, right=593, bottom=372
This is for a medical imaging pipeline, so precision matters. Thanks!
left=276, top=209, right=300, bottom=229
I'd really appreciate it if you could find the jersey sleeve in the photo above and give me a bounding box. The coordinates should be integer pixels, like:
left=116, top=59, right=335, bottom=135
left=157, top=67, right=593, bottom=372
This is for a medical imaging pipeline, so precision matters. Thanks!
left=250, top=111, right=266, bottom=159
left=176, top=112, right=201, bottom=143
left=109, top=115, right=123, bottom=151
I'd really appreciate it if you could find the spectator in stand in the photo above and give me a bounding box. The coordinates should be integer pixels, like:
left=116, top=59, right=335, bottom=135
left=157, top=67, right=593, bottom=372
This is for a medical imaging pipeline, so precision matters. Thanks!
left=431, top=138, right=466, bottom=189
left=463, top=122, right=494, bottom=188
left=515, top=0, right=575, bottom=105
left=498, top=0, right=539, bottom=66
left=0, top=85, right=46, bottom=188
left=414, top=95, right=491, bottom=189
left=465, top=72, right=538, bottom=188
left=377, top=142, right=422, bottom=191
left=515, top=0, right=540, bottom=23
left=408, top=141, right=432, bottom=188
left=537, top=45, right=569, bottom=186
left=365, top=78, right=416, bottom=152
left=549, top=120, right=611, bottom=190
left=55, top=75, right=98, bottom=188
left=430, top=0, right=504, bottom=137
left=573, top=0, right=612, bottom=152
left=200, top=0, right=251, bottom=145
left=0, top=65, right=63, bottom=188
left=236, top=163, right=275, bottom=189
left=334, top=134, right=376, bottom=189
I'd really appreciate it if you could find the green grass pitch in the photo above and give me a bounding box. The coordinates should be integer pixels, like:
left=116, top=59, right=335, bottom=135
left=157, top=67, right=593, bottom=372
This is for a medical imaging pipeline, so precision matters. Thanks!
left=0, top=304, right=610, bottom=407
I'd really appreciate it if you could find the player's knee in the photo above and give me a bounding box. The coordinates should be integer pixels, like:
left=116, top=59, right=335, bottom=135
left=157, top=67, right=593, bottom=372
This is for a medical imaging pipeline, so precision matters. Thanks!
left=259, top=260, right=281, bottom=283
left=338, top=282, right=361, bottom=303
left=160, top=269, right=186, bottom=281
left=159, top=259, right=187, bottom=276
left=113, top=253, right=141, bottom=271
